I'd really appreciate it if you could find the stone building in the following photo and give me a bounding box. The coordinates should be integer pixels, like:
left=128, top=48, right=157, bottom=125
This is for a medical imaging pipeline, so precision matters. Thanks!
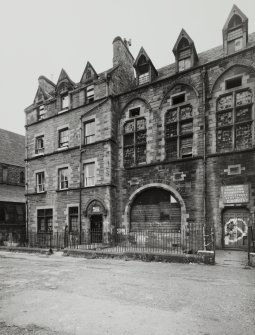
left=25, top=5, right=255, bottom=249
left=0, top=129, right=26, bottom=240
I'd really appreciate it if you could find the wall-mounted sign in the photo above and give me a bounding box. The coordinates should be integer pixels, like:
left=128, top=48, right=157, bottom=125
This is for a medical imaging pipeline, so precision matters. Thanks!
left=92, top=206, right=100, bottom=213
left=222, top=184, right=249, bottom=204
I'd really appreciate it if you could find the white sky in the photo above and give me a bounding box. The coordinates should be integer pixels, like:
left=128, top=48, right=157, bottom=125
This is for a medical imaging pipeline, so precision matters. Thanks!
left=0, top=0, right=255, bottom=136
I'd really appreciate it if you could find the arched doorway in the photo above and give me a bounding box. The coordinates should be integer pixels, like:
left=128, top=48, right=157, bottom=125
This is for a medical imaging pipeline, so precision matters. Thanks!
left=130, top=187, right=181, bottom=231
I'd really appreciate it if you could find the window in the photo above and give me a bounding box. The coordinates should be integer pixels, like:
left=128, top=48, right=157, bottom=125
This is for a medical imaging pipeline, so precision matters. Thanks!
left=84, top=120, right=95, bottom=144
left=0, top=203, right=25, bottom=224
left=20, top=171, right=25, bottom=184
left=35, top=135, right=44, bottom=155
left=69, top=207, right=78, bottom=232
left=2, top=166, right=8, bottom=183
left=129, top=107, right=140, bottom=118
left=37, top=105, right=45, bottom=120
left=59, top=168, right=69, bottom=190
left=137, top=55, right=149, bottom=85
left=165, top=104, right=193, bottom=159
left=123, top=117, right=147, bottom=167
left=36, top=172, right=45, bottom=193
left=178, top=58, right=191, bottom=72
left=59, top=128, right=69, bottom=148
left=84, top=163, right=95, bottom=187
left=226, top=77, right=242, bottom=90
left=172, top=93, right=185, bottom=105
left=216, top=89, right=253, bottom=153
left=227, top=15, right=244, bottom=54
left=86, top=85, right=94, bottom=103
left=61, top=93, right=69, bottom=111
left=37, top=209, right=53, bottom=232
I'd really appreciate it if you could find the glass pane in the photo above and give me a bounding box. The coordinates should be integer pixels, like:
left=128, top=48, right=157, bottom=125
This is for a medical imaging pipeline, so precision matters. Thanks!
left=217, top=111, right=233, bottom=127
left=136, top=131, right=146, bottom=145
left=217, top=128, right=232, bottom=152
left=136, top=118, right=146, bottom=131
left=124, top=121, right=134, bottom=134
left=180, top=105, right=192, bottom=120
left=46, top=209, right=52, bottom=216
left=236, top=107, right=251, bottom=123
left=166, top=123, right=177, bottom=138
left=39, top=218, right=45, bottom=231
left=85, top=121, right=95, bottom=136
left=180, top=137, right=193, bottom=156
left=217, top=95, right=233, bottom=111
left=165, top=139, right=177, bottom=159
left=69, top=207, right=78, bottom=215
left=124, top=147, right=134, bottom=166
left=236, top=90, right=252, bottom=106
left=124, top=133, right=134, bottom=146
left=180, top=121, right=193, bottom=135
left=165, top=109, right=177, bottom=124
left=136, top=145, right=146, bottom=163
left=235, top=123, right=252, bottom=150
left=62, top=95, right=69, bottom=109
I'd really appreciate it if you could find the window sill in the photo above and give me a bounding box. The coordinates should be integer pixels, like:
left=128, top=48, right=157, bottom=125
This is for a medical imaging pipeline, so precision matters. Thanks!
left=36, top=191, right=46, bottom=194
left=35, top=153, right=45, bottom=157
left=57, top=146, right=69, bottom=151
left=58, top=108, right=69, bottom=114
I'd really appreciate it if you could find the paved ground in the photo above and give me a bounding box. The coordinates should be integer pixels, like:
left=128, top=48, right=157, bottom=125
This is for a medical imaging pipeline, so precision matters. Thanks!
left=0, top=250, right=254, bottom=335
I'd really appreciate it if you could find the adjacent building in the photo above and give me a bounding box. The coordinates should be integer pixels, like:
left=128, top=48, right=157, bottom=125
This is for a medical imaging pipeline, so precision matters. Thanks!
left=0, top=129, right=26, bottom=241
left=25, top=5, right=255, bottom=249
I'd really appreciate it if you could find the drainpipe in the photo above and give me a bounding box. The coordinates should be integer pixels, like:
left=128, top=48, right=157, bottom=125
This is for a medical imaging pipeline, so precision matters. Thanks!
left=79, top=121, right=82, bottom=245
left=201, top=67, right=207, bottom=250
left=25, top=126, right=29, bottom=240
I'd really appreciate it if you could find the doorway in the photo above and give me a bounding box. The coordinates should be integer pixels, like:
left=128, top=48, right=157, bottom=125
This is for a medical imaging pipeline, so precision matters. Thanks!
left=222, top=208, right=249, bottom=249
left=90, top=214, right=103, bottom=243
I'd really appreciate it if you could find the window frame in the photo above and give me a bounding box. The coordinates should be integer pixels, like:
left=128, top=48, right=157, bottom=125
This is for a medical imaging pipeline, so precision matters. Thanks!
left=83, top=162, right=95, bottom=187
left=58, top=167, right=69, bottom=190
left=84, top=119, right=95, bottom=145
left=37, top=104, right=46, bottom=121
left=35, top=135, right=44, bottom=155
left=37, top=208, right=53, bottom=233
left=69, top=207, right=79, bottom=233
left=36, top=171, right=45, bottom=193
left=216, top=88, right=253, bottom=153
left=165, top=101, right=193, bottom=160
left=86, top=85, right=94, bottom=103
left=60, top=93, right=69, bottom=111
left=58, top=128, right=69, bottom=148
left=123, top=114, right=147, bottom=167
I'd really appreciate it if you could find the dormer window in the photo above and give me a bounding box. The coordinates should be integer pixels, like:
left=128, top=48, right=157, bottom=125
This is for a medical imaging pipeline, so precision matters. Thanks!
left=137, top=55, right=149, bottom=85
left=86, top=85, right=94, bottom=103
left=223, top=5, right=248, bottom=56
left=37, top=105, right=45, bottom=121
left=61, top=93, right=69, bottom=111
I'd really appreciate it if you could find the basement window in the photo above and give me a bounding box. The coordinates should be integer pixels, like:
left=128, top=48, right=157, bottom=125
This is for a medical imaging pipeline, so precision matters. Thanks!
left=225, top=77, right=242, bottom=90
left=172, top=93, right=185, bottom=105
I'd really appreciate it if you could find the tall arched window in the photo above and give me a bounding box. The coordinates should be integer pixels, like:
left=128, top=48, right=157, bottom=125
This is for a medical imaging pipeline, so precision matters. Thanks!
left=123, top=110, right=146, bottom=167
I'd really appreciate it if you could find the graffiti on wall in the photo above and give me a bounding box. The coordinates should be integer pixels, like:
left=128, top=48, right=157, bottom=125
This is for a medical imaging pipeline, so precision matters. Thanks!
left=224, top=218, right=248, bottom=245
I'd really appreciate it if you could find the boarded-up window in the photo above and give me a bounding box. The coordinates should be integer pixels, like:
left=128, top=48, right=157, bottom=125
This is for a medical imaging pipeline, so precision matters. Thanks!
left=130, top=188, right=181, bottom=231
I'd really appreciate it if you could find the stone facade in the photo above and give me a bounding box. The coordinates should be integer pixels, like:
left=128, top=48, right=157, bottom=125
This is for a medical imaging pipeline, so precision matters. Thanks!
left=25, top=5, right=255, bottom=249
left=0, top=129, right=25, bottom=240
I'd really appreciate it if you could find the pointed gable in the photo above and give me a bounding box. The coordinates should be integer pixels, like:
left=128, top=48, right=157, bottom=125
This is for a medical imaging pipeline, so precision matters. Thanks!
left=172, top=29, right=198, bottom=73
left=80, top=61, right=98, bottom=84
left=222, top=5, right=248, bottom=55
left=134, top=47, right=157, bottom=86
left=34, top=76, right=55, bottom=104
left=56, top=68, right=75, bottom=93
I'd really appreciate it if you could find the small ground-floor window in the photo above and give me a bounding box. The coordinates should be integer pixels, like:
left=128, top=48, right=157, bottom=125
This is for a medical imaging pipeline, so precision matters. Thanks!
left=37, top=209, right=53, bottom=232
left=69, top=207, right=78, bottom=232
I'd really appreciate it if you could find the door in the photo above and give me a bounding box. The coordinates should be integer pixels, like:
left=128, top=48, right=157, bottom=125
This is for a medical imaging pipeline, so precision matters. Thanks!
left=223, top=208, right=249, bottom=249
left=90, top=215, right=103, bottom=243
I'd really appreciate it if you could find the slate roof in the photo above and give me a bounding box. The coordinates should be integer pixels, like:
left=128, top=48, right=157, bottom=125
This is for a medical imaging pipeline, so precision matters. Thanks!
left=156, top=32, right=255, bottom=81
left=0, top=129, right=25, bottom=167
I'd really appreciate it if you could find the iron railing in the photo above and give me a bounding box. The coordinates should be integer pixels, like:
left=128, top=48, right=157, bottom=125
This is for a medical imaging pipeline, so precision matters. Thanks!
left=0, top=224, right=210, bottom=255
left=248, top=226, right=255, bottom=264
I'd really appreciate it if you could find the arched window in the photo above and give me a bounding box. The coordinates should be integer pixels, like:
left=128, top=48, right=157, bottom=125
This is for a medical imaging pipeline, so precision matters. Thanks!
left=130, top=187, right=181, bottom=231
left=123, top=112, right=146, bottom=167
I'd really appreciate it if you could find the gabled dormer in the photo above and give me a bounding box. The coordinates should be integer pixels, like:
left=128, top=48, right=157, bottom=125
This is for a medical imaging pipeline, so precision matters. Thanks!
left=80, top=61, right=98, bottom=84
left=56, top=69, right=75, bottom=112
left=173, top=29, right=198, bottom=73
left=223, top=5, right=248, bottom=56
left=133, top=47, right=158, bottom=86
left=34, top=76, right=55, bottom=104
left=56, top=68, right=75, bottom=93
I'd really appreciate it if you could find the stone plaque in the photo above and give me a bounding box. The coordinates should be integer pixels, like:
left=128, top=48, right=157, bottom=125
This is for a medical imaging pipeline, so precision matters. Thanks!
left=222, top=185, right=249, bottom=204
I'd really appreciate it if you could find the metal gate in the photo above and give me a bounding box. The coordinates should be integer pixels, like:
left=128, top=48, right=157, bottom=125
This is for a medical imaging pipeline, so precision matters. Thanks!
left=223, top=208, right=249, bottom=249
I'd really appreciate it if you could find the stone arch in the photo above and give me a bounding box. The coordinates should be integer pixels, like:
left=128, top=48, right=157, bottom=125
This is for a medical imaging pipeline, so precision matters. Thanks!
left=120, top=97, right=152, bottom=119
left=83, top=198, right=107, bottom=218
left=159, top=81, right=199, bottom=110
left=210, top=62, right=255, bottom=95
left=123, top=183, right=188, bottom=230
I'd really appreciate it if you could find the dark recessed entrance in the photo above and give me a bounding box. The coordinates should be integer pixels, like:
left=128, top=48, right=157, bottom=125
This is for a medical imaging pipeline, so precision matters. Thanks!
left=222, top=208, right=249, bottom=249
left=90, top=214, right=103, bottom=243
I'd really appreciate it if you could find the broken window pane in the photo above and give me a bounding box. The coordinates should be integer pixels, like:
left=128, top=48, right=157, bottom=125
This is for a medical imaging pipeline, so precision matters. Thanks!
left=235, top=123, right=252, bottom=150
left=217, top=128, right=233, bottom=152
left=236, top=90, right=252, bottom=106
left=217, top=111, right=233, bottom=127
left=235, top=107, right=251, bottom=123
